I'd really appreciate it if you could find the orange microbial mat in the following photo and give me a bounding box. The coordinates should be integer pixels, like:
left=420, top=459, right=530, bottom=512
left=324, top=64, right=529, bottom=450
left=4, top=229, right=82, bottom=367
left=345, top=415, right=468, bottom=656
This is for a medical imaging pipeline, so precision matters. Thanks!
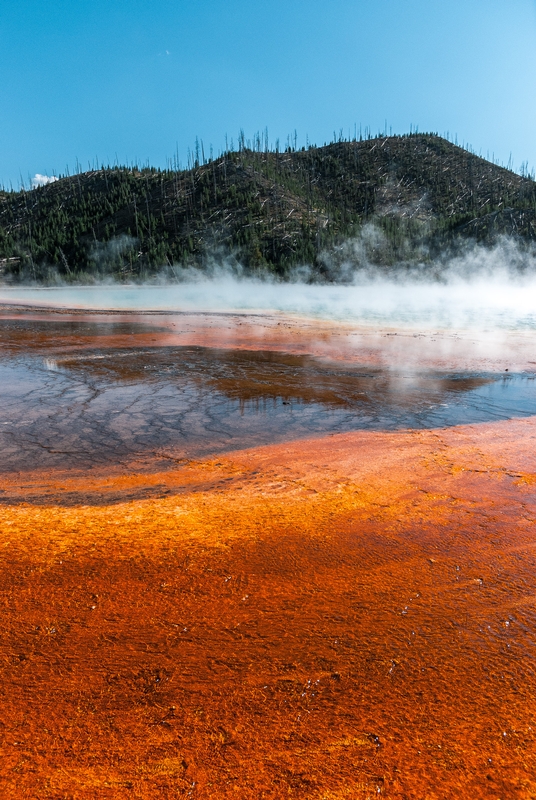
left=1, top=307, right=536, bottom=798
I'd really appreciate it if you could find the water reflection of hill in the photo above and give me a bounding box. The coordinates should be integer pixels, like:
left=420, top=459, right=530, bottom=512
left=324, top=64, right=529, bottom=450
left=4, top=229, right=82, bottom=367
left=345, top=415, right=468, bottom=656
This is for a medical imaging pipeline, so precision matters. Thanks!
left=2, top=320, right=535, bottom=474
left=56, top=345, right=494, bottom=410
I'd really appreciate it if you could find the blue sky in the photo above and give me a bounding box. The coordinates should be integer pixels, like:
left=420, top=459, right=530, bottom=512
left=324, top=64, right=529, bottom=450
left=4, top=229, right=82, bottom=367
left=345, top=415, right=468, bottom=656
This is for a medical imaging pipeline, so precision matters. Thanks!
left=1, top=0, right=536, bottom=188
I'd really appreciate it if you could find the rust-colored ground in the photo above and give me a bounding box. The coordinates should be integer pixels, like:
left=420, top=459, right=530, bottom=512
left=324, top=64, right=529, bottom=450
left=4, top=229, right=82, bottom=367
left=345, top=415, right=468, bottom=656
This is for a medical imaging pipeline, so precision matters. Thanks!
left=2, top=420, right=536, bottom=798
left=1, top=309, right=536, bottom=798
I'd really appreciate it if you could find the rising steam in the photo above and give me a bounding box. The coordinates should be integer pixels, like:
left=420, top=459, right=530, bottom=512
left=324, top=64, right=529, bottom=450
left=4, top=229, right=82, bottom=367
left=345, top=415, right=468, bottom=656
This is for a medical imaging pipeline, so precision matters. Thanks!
left=1, top=235, right=536, bottom=331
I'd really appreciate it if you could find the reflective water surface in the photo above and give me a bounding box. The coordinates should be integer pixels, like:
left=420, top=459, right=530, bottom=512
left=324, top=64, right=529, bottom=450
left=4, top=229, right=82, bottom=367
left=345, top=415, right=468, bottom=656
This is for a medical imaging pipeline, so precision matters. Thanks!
left=3, top=278, right=536, bottom=328
left=1, top=314, right=535, bottom=473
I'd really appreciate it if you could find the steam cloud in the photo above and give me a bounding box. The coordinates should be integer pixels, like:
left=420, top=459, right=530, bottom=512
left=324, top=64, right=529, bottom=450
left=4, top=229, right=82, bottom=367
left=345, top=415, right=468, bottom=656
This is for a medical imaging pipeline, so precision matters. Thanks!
left=89, top=235, right=138, bottom=270
left=1, top=234, right=536, bottom=331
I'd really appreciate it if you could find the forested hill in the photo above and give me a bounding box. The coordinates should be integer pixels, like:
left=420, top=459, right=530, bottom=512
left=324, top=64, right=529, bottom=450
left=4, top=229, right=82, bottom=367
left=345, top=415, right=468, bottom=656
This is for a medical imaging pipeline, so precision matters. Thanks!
left=1, top=133, right=535, bottom=283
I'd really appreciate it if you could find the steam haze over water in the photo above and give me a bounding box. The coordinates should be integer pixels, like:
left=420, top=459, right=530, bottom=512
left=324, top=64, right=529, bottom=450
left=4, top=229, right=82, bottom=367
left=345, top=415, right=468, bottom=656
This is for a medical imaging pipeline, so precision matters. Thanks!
left=2, top=275, right=536, bottom=330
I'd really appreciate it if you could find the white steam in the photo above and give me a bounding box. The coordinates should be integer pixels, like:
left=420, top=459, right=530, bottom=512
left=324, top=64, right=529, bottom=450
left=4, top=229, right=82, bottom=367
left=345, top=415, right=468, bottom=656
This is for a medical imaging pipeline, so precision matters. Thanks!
left=1, top=237, right=536, bottom=331
left=89, top=234, right=138, bottom=267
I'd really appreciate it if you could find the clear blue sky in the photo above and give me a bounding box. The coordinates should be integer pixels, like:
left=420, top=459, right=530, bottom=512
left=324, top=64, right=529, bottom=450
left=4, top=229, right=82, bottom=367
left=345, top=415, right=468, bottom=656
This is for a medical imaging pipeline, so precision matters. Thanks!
left=1, top=0, right=535, bottom=188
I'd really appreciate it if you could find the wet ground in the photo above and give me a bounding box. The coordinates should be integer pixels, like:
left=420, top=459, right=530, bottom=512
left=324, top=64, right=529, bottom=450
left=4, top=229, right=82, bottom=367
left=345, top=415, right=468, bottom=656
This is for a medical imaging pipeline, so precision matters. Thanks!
left=1, top=306, right=536, bottom=798
left=2, top=313, right=536, bottom=474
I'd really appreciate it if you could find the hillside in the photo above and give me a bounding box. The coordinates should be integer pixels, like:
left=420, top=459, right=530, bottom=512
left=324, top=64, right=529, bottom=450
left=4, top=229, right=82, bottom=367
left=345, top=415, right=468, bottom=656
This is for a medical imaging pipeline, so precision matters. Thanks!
left=1, top=133, right=535, bottom=282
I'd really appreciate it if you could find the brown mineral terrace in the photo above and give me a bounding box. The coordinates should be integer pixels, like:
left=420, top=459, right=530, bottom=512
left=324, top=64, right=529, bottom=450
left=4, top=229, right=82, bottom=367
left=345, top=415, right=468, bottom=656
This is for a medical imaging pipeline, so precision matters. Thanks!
left=0, top=308, right=535, bottom=798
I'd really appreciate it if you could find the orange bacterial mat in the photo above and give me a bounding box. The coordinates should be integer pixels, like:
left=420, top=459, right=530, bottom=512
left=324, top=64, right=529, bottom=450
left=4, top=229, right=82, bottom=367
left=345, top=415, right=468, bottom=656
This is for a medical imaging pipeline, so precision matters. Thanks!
left=1, top=309, right=536, bottom=798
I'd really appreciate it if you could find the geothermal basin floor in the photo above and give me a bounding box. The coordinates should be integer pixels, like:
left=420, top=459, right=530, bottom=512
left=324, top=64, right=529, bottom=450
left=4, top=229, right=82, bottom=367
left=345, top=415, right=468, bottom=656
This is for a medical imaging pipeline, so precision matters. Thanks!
left=0, top=308, right=536, bottom=798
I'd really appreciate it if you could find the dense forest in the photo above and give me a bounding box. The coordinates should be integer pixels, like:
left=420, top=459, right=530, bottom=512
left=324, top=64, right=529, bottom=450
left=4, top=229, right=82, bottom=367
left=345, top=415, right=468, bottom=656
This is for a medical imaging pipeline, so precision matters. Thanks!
left=1, top=132, right=535, bottom=283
